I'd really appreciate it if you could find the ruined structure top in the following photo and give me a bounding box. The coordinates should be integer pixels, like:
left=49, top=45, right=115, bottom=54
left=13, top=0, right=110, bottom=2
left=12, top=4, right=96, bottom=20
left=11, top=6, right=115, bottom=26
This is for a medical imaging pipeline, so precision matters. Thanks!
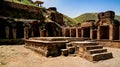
left=81, top=20, right=95, bottom=27
left=97, top=11, right=119, bottom=26
left=34, top=0, right=44, bottom=6
left=47, top=7, right=57, bottom=12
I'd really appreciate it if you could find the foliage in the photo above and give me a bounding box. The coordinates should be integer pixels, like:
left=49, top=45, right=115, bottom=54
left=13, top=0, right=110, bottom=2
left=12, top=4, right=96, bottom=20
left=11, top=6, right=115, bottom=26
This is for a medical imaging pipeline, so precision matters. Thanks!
left=74, top=13, right=98, bottom=23
left=63, top=15, right=77, bottom=26
left=7, top=0, right=37, bottom=7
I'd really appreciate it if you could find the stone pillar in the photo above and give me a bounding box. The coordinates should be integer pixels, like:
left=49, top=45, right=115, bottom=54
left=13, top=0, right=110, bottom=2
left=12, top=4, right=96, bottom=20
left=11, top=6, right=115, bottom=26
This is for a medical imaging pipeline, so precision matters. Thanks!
left=109, top=25, right=113, bottom=40
left=39, top=27, right=41, bottom=37
left=40, top=30, right=45, bottom=37
left=62, top=27, right=66, bottom=37
left=81, top=28, right=84, bottom=38
left=97, top=26, right=100, bottom=40
left=24, top=27, right=29, bottom=39
left=31, top=29, right=34, bottom=37
left=12, top=28, right=17, bottom=39
left=5, top=26, right=10, bottom=39
left=76, top=27, right=78, bottom=37
left=90, top=27, right=93, bottom=39
left=70, top=27, right=72, bottom=37
left=64, top=28, right=66, bottom=37
left=46, top=30, right=49, bottom=37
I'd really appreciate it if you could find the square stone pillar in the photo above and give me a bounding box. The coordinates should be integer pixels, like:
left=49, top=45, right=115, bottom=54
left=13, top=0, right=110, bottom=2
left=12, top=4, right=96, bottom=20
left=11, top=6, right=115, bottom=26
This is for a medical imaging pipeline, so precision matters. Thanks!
left=12, top=28, right=17, bottom=39
left=109, top=25, right=113, bottom=40
left=5, top=26, right=10, bottom=39
left=90, top=27, right=93, bottom=39
left=70, top=27, right=72, bottom=37
left=81, top=28, right=84, bottom=38
left=97, top=26, right=100, bottom=40
left=24, top=27, right=29, bottom=39
left=62, top=27, right=66, bottom=37
left=40, top=30, right=45, bottom=37
left=31, top=29, right=34, bottom=37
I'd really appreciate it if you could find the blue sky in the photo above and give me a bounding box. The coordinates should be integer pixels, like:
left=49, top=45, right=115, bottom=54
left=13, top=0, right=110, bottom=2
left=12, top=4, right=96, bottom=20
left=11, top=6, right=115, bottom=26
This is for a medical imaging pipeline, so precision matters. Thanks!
left=32, top=0, right=120, bottom=18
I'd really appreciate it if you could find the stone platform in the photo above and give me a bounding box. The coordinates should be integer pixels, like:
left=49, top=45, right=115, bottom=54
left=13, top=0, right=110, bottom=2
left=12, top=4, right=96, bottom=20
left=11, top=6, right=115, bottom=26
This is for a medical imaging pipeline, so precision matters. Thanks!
left=25, top=37, right=84, bottom=57
left=25, top=37, right=113, bottom=61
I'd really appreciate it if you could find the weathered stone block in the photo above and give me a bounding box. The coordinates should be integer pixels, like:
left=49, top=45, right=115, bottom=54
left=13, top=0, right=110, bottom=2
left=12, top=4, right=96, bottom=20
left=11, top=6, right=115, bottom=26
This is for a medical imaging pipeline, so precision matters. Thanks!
left=61, top=49, right=68, bottom=56
left=89, top=52, right=113, bottom=61
left=67, top=47, right=75, bottom=54
left=85, top=45, right=103, bottom=50
left=88, top=49, right=107, bottom=54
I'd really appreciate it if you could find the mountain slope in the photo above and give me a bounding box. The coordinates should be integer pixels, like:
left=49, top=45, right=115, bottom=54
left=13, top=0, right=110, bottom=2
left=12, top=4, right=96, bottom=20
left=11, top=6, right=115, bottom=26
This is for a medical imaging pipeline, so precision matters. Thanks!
left=74, top=13, right=120, bottom=24
left=63, top=15, right=78, bottom=26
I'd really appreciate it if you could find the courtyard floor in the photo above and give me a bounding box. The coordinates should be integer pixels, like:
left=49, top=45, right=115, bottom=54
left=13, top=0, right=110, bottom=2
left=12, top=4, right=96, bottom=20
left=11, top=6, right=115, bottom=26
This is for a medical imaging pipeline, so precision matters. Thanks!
left=0, top=45, right=120, bottom=67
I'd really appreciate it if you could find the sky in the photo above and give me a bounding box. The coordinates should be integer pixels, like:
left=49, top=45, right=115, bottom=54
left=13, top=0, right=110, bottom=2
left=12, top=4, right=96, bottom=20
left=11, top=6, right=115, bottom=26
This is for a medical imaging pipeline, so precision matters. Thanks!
left=32, top=0, right=120, bottom=18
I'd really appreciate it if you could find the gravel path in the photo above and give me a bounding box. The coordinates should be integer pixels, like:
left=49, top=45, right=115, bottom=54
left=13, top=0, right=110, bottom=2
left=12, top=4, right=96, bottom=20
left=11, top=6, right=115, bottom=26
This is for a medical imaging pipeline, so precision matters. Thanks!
left=0, top=45, right=120, bottom=67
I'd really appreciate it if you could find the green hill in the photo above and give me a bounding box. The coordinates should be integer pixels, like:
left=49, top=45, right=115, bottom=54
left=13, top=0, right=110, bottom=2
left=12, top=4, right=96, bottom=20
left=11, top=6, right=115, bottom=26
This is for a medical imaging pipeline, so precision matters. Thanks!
left=74, top=13, right=120, bottom=24
left=63, top=15, right=78, bottom=26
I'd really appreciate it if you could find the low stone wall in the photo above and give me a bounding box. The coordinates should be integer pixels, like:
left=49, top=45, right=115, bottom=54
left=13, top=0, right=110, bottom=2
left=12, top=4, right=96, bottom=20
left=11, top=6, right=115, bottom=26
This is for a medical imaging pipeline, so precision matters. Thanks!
left=97, top=40, right=120, bottom=48
left=25, top=39, right=68, bottom=57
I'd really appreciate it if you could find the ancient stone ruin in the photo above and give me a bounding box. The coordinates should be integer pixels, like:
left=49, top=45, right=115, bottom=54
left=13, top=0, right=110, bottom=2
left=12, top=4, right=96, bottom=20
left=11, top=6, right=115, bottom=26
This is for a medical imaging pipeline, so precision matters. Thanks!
left=1, top=0, right=120, bottom=61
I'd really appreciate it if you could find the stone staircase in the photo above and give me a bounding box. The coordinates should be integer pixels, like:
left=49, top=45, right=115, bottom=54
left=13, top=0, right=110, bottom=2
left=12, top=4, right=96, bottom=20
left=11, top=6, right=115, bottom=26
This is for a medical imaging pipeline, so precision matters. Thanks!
left=61, top=41, right=113, bottom=61
left=83, top=44, right=113, bottom=61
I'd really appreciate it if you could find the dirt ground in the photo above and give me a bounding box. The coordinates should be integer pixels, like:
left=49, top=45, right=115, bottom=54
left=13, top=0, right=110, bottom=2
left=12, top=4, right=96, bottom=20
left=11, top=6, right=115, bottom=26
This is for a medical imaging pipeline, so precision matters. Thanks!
left=0, top=45, right=120, bottom=67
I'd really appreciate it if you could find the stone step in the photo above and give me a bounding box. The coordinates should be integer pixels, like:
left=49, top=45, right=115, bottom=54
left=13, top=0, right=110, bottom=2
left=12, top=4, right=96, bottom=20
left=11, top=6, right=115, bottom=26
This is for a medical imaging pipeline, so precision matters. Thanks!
left=66, top=43, right=73, bottom=47
left=61, top=49, right=68, bottom=56
left=85, top=45, right=103, bottom=50
left=66, top=41, right=99, bottom=48
left=86, top=52, right=113, bottom=61
left=84, top=43, right=99, bottom=46
left=67, top=47, right=75, bottom=54
left=88, top=49, right=107, bottom=54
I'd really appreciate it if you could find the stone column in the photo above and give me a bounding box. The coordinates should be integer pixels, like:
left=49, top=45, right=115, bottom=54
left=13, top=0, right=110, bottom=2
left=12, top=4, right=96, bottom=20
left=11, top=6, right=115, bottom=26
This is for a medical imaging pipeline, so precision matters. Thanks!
left=62, top=27, right=65, bottom=37
left=12, top=28, right=17, bottom=39
left=31, top=29, right=34, bottom=37
left=24, top=27, right=29, bottom=39
left=81, top=28, right=84, bottom=38
left=5, top=26, right=10, bottom=39
left=39, top=27, right=41, bottom=37
left=63, top=28, right=66, bottom=37
left=97, top=26, right=100, bottom=40
left=90, top=27, right=93, bottom=39
left=70, top=27, right=72, bottom=37
left=40, top=30, right=45, bottom=37
left=109, top=25, right=113, bottom=40
left=76, top=27, right=78, bottom=37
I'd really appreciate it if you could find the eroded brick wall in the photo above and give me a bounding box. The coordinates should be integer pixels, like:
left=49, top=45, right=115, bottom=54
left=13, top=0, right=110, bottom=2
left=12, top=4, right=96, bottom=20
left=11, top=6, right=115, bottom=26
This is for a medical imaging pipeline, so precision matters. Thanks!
left=0, top=1, right=44, bottom=20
